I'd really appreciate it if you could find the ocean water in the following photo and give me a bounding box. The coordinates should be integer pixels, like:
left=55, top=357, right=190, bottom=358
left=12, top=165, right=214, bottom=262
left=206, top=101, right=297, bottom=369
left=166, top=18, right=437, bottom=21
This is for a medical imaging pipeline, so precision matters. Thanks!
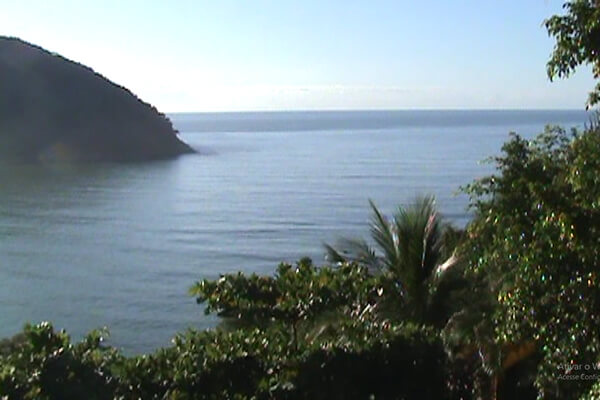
left=0, top=110, right=588, bottom=353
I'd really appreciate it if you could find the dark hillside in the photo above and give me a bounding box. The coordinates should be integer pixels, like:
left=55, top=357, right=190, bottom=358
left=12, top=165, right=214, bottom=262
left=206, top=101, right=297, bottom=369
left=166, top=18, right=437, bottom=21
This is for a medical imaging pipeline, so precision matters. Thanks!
left=0, top=37, right=194, bottom=162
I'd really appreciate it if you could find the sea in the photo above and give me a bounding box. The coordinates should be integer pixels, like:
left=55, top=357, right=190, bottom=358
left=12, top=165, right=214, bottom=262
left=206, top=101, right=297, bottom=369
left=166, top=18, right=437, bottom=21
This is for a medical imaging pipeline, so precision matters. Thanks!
left=0, top=110, right=589, bottom=353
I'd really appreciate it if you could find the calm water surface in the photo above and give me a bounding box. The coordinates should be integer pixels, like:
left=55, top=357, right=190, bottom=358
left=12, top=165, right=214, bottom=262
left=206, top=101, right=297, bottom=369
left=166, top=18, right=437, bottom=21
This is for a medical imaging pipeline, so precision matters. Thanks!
left=0, top=110, right=588, bottom=352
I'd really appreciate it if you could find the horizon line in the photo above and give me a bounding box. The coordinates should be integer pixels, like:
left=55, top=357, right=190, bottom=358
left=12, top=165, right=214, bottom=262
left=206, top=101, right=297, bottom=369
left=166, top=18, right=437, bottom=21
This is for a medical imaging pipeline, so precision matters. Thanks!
left=166, top=107, right=589, bottom=115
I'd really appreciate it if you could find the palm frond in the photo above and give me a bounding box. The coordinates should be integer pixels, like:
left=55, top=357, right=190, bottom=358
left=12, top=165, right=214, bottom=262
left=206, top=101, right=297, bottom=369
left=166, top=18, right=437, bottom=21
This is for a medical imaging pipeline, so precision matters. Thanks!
left=393, top=196, right=439, bottom=287
left=324, top=195, right=469, bottom=327
left=324, top=238, right=380, bottom=271
left=323, top=243, right=348, bottom=264
left=368, top=199, right=400, bottom=272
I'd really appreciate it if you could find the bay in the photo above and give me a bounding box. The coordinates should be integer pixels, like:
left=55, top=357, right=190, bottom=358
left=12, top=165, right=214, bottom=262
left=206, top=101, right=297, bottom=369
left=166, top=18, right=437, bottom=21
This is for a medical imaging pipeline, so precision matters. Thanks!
left=0, top=110, right=588, bottom=352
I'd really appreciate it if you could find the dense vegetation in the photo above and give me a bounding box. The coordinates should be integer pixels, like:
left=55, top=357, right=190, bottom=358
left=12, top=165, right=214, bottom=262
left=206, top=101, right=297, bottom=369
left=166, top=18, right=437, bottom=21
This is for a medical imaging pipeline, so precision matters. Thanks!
left=2, top=1, right=600, bottom=399
left=0, top=37, right=193, bottom=162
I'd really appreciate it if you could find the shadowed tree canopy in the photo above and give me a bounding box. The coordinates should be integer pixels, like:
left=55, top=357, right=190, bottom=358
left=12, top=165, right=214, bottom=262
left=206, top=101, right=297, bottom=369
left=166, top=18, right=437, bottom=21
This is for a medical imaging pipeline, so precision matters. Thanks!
left=545, top=0, right=600, bottom=108
left=0, top=36, right=194, bottom=162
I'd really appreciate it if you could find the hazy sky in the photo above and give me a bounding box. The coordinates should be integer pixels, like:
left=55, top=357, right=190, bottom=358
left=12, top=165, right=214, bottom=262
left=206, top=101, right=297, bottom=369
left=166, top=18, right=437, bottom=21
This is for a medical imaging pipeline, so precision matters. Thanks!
left=0, top=0, right=595, bottom=112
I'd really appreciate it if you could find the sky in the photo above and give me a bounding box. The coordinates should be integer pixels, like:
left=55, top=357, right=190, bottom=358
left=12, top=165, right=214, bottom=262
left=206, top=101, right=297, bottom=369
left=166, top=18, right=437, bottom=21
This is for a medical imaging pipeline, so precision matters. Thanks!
left=0, top=0, right=596, bottom=112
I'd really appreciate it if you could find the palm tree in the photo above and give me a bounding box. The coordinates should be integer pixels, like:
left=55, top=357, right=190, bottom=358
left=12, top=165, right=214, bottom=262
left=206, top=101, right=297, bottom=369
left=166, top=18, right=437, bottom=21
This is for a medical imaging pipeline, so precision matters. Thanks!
left=324, top=197, right=516, bottom=397
left=324, top=196, right=539, bottom=398
left=324, top=195, right=464, bottom=326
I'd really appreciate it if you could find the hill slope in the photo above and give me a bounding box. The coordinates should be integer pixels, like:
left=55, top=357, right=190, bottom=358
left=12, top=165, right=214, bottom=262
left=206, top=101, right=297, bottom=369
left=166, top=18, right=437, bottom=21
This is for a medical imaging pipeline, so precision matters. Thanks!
left=0, top=37, right=194, bottom=162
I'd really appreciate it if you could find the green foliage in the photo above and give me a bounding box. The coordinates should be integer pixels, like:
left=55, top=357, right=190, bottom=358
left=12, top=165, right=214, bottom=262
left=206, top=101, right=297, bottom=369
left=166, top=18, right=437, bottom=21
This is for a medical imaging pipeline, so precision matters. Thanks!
left=290, top=320, right=449, bottom=400
left=463, top=125, right=600, bottom=399
left=1, top=320, right=452, bottom=399
left=324, top=196, right=448, bottom=274
left=190, top=258, right=394, bottom=323
left=0, top=332, right=26, bottom=357
left=324, top=196, right=467, bottom=327
left=545, top=0, right=600, bottom=107
left=190, top=258, right=402, bottom=352
left=580, top=381, right=600, bottom=400
left=0, top=322, right=119, bottom=400
left=116, top=327, right=288, bottom=399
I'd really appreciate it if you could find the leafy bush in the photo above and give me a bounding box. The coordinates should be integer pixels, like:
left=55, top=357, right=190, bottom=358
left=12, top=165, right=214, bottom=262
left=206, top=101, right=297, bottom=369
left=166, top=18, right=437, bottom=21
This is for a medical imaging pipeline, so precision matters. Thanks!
left=0, top=322, right=119, bottom=400
left=463, top=125, right=600, bottom=399
left=1, top=261, right=456, bottom=399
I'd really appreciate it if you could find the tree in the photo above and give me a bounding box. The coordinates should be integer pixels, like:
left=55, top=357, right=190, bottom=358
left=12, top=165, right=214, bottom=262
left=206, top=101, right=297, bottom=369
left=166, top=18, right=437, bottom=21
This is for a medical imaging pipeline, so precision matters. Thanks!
left=463, top=125, right=600, bottom=399
left=324, top=196, right=466, bottom=327
left=0, top=323, right=119, bottom=400
left=545, top=0, right=600, bottom=108
left=188, top=258, right=457, bottom=399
